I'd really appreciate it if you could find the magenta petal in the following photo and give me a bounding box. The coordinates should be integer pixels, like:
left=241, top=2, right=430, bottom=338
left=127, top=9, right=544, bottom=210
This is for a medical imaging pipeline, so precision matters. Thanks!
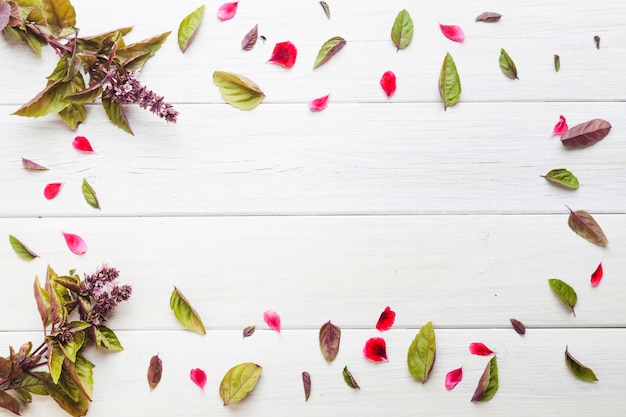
left=469, top=342, right=494, bottom=356
left=439, top=23, right=465, bottom=42
left=591, top=262, right=603, bottom=287
left=267, top=41, right=298, bottom=68
left=72, top=136, right=94, bottom=153
left=363, top=337, right=388, bottom=362
left=190, top=368, right=207, bottom=389
left=62, top=232, right=87, bottom=255
left=44, top=183, right=63, bottom=200
left=263, top=309, right=281, bottom=332
left=551, top=115, right=568, bottom=136
left=217, top=1, right=238, bottom=21
left=445, top=367, right=463, bottom=390
left=308, top=94, right=329, bottom=112
left=375, top=306, right=396, bottom=331
left=380, top=71, right=397, bottom=99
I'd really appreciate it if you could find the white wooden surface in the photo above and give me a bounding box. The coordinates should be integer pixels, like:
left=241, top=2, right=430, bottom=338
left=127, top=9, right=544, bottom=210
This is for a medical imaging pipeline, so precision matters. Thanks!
left=1, top=0, right=625, bottom=416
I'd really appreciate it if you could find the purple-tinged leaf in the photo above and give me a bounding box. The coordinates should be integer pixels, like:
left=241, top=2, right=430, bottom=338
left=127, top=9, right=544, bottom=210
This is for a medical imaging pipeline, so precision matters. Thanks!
left=565, top=346, right=598, bottom=382
left=313, top=36, right=346, bottom=69
left=0, top=391, right=21, bottom=415
left=319, top=1, right=330, bottom=19
left=302, top=371, right=311, bottom=401
left=242, top=325, right=256, bottom=338
left=560, top=119, right=611, bottom=149
left=594, top=35, right=600, bottom=49
left=471, top=356, right=498, bottom=402
left=0, top=2, right=10, bottom=31
left=22, top=157, right=48, bottom=170
left=510, top=318, right=526, bottom=335
left=147, top=354, right=163, bottom=389
left=475, top=12, right=502, bottom=22
left=9, top=234, right=39, bottom=260
left=241, top=24, right=258, bottom=51
left=319, top=320, right=341, bottom=363
left=567, top=207, right=608, bottom=246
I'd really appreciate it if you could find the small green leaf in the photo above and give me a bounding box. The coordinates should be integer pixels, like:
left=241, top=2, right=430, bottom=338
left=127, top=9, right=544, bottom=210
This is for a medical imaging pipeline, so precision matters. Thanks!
left=170, top=286, right=206, bottom=334
left=471, top=356, right=499, bottom=402
left=438, top=52, right=461, bottom=110
left=219, top=362, right=263, bottom=405
left=41, top=0, right=76, bottom=35
left=0, top=391, right=21, bottom=416
left=59, top=331, right=85, bottom=362
left=542, top=169, right=579, bottom=189
left=9, top=234, right=39, bottom=260
left=213, top=71, right=266, bottom=110
left=499, top=48, right=518, bottom=79
left=391, top=9, right=414, bottom=51
left=342, top=365, right=360, bottom=389
left=554, top=54, right=560, bottom=72
left=567, top=207, right=608, bottom=246
left=15, top=373, right=49, bottom=396
left=548, top=278, right=578, bottom=316
left=2, top=26, right=45, bottom=55
left=81, top=178, right=100, bottom=209
left=313, top=36, right=346, bottom=69
left=319, top=1, right=330, bottom=19
left=48, top=341, right=65, bottom=384
left=102, top=97, right=134, bottom=135
left=407, top=321, right=436, bottom=383
left=565, top=346, right=598, bottom=382
left=95, top=325, right=124, bottom=351
left=178, top=5, right=205, bottom=52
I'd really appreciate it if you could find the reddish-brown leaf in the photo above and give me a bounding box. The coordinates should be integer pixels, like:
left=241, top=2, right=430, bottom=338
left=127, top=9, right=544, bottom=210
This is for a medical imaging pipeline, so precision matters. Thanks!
left=22, top=157, right=48, bottom=170
left=375, top=306, right=396, bottom=331
left=267, top=41, right=297, bottom=68
left=591, top=262, right=603, bottom=287
left=241, top=24, right=258, bottom=51
left=469, top=342, right=494, bottom=356
left=567, top=207, right=608, bottom=246
left=445, top=367, right=463, bottom=390
left=302, top=371, right=311, bottom=401
left=560, top=118, right=611, bottom=148
left=363, top=337, right=388, bottom=362
left=475, top=12, right=502, bottom=22
left=319, top=320, right=341, bottom=363
left=510, top=318, right=526, bottom=335
left=380, top=71, right=397, bottom=99
left=242, top=325, right=256, bottom=338
left=147, top=354, right=163, bottom=389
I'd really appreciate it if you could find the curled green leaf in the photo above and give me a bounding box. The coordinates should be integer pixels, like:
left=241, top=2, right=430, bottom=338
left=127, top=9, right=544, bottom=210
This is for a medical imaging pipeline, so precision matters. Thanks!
left=9, top=235, right=39, bottom=260
left=407, top=321, right=436, bottom=383
left=213, top=71, right=265, bottom=110
left=567, top=207, right=608, bottom=246
left=178, top=5, right=205, bottom=53
left=219, top=362, right=263, bottom=405
left=565, top=346, right=598, bottom=382
left=313, top=36, right=346, bottom=69
left=439, top=52, right=461, bottom=110
left=548, top=278, right=577, bottom=316
left=499, top=48, right=518, bottom=79
left=170, top=286, right=206, bottom=334
left=391, top=9, right=414, bottom=51
left=542, top=169, right=579, bottom=189
left=471, top=356, right=499, bottom=402
left=81, top=178, right=100, bottom=209
left=342, top=366, right=360, bottom=389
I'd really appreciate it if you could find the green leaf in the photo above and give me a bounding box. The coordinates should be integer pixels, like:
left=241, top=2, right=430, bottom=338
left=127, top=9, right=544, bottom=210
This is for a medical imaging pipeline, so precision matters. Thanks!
left=438, top=52, right=461, bottom=110
left=471, top=356, right=499, bottom=402
left=63, top=354, right=94, bottom=400
left=319, top=1, right=330, bottom=19
left=499, top=48, right=518, bottom=79
left=0, top=391, right=21, bottom=415
left=213, top=71, right=265, bottom=110
left=342, top=365, right=360, bottom=389
left=58, top=103, right=86, bottom=130
left=63, top=82, right=104, bottom=105
left=548, top=278, right=578, bottom=316
left=76, top=27, right=133, bottom=50
left=567, top=207, right=608, bottom=246
left=565, top=346, right=598, bottom=382
left=170, top=286, right=206, bottom=334
left=391, top=9, right=413, bottom=51
left=116, top=31, right=171, bottom=72
left=48, top=341, right=65, bottom=384
left=80, top=178, right=100, bottom=209
left=554, top=54, right=560, bottom=72
left=542, top=169, right=579, bottom=189
left=15, top=373, right=50, bottom=396
left=319, top=320, right=341, bottom=363
left=95, top=325, right=124, bottom=351
left=313, top=36, right=346, bottom=69
left=12, top=80, right=70, bottom=118
left=44, top=372, right=90, bottom=417
left=102, top=97, right=134, bottom=135
left=13, top=387, right=33, bottom=403
left=219, top=362, right=263, bottom=405
left=9, top=234, right=39, bottom=260
left=407, top=321, right=436, bottom=383
left=59, top=331, right=85, bottom=362
left=41, top=0, right=76, bottom=35
left=34, top=275, right=51, bottom=327
left=178, top=5, right=205, bottom=52
left=3, top=25, right=45, bottom=55
left=58, top=367, right=81, bottom=402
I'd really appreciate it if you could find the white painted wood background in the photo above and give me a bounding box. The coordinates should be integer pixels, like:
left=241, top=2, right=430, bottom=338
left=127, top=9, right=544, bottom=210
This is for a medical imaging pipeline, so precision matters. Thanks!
left=1, top=0, right=625, bottom=416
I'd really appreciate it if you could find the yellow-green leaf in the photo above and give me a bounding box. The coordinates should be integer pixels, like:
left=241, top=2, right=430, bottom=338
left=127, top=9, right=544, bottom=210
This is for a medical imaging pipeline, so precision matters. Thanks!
left=59, top=331, right=85, bottom=363
left=548, top=278, right=577, bottom=316
left=565, top=346, right=598, bottom=382
left=471, top=356, right=499, bottom=401
left=170, top=286, right=206, bottom=334
left=313, top=36, right=346, bottom=69
left=178, top=5, right=205, bottom=52
left=41, top=0, right=76, bottom=35
left=94, top=325, right=124, bottom=351
left=213, top=71, right=265, bottom=110
left=219, top=362, right=263, bottom=405
left=13, top=80, right=71, bottom=118
left=9, top=234, right=39, bottom=260
left=439, top=52, right=461, bottom=110
left=499, top=48, right=518, bottom=79
left=81, top=178, right=100, bottom=209
left=407, top=321, right=436, bottom=383
left=391, top=9, right=413, bottom=51
left=542, top=168, right=579, bottom=189
left=48, top=341, right=64, bottom=384
left=102, top=97, right=134, bottom=135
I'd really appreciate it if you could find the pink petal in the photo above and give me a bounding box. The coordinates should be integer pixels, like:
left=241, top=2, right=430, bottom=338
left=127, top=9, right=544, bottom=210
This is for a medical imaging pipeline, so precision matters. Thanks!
left=190, top=368, right=207, bottom=389
left=62, top=232, right=87, bottom=255
left=363, top=337, right=388, bottom=362
left=72, top=136, right=94, bottom=153
left=217, top=1, right=238, bottom=21
left=380, top=71, right=397, bottom=99
left=439, top=23, right=465, bottom=42
left=551, top=115, right=568, bottom=136
left=591, top=262, right=603, bottom=287
left=267, top=41, right=298, bottom=68
left=469, top=342, right=494, bottom=356
left=375, top=306, right=396, bottom=331
left=308, top=94, right=329, bottom=112
left=445, top=367, right=463, bottom=390
left=263, top=309, right=281, bottom=332
left=44, top=183, right=63, bottom=200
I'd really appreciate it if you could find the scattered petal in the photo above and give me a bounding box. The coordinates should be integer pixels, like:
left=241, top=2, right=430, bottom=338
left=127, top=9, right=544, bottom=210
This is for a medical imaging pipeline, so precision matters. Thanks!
left=510, top=318, right=526, bottom=335
left=591, top=262, right=603, bottom=287
left=469, top=342, right=494, bottom=356
left=243, top=325, right=256, bottom=338
left=72, top=136, right=94, bottom=153
left=375, top=306, right=396, bottom=331
left=267, top=41, right=298, bottom=68
left=263, top=310, right=281, bottom=332
left=22, top=157, right=48, bottom=170
left=445, top=367, right=463, bottom=390
left=44, top=183, right=63, bottom=200
left=62, top=232, right=87, bottom=255
left=9, top=234, right=39, bottom=260
left=342, top=366, right=360, bottom=389
left=439, top=23, right=464, bottom=42
left=363, top=337, right=388, bottom=362
left=217, top=2, right=238, bottom=21
left=302, top=371, right=311, bottom=401
left=190, top=368, right=207, bottom=389
left=308, top=94, right=329, bottom=112
left=552, top=115, right=568, bottom=136
left=380, top=71, right=397, bottom=99
left=475, top=12, right=502, bottom=22
left=147, top=354, right=163, bottom=389
left=241, top=24, right=258, bottom=51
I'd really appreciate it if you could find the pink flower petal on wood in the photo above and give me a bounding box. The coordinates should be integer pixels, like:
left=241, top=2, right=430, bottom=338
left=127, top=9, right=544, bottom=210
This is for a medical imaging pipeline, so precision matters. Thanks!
left=267, top=41, right=298, bottom=68
left=380, top=71, right=397, bottom=99
left=190, top=368, right=207, bottom=389
left=62, top=232, right=87, bottom=255
left=217, top=1, right=238, bottom=21
left=439, top=23, right=465, bottom=42
left=263, top=309, right=281, bottom=332
left=551, top=115, right=568, bottom=136
left=72, top=136, right=94, bottom=153
left=363, top=337, right=387, bottom=362
left=375, top=306, right=396, bottom=331
left=591, top=262, right=603, bottom=287
left=308, top=94, right=329, bottom=112
left=445, top=367, right=463, bottom=390
left=44, top=183, right=63, bottom=200
left=469, top=342, right=494, bottom=356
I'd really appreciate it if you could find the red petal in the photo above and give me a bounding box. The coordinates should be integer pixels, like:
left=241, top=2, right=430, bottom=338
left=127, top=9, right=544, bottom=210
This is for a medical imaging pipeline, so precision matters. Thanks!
left=445, top=367, right=463, bottom=390
left=551, top=115, right=568, bottom=136
left=263, top=309, right=281, bottom=332
left=363, top=337, right=387, bottom=362
left=308, top=94, right=329, bottom=112
left=469, top=342, right=494, bottom=356
left=375, top=306, right=396, bottom=331
left=62, top=232, right=87, bottom=255
left=267, top=41, right=298, bottom=69
left=591, top=262, right=603, bottom=287
left=72, top=136, right=94, bottom=153
left=380, top=71, right=397, bottom=99
left=44, top=183, right=63, bottom=200
left=439, top=23, right=465, bottom=42
left=217, top=1, right=238, bottom=21
left=190, top=368, right=207, bottom=389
